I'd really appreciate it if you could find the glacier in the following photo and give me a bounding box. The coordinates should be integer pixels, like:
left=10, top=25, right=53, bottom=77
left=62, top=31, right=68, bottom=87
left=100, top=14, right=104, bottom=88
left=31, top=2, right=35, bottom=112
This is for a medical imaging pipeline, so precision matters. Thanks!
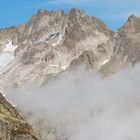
left=0, top=40, right=18, bottom=74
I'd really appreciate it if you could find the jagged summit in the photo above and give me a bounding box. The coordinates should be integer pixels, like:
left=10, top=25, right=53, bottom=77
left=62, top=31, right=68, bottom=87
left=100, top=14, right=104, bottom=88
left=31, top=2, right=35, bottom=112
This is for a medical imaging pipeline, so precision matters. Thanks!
left=100, top=14, right=140, bottom=76
left=0, top=8, right=140, bottom=140
left=0, top=8, right=139, bottom=88
left=36, top=8, right=85, bottom=16
left=118, top=14, right=140, bottom=34
left=0, top=8, right=114, bottom=89
left=128, top=14, right=140, bottom=21
left=69, top=8, right=86, bottom=16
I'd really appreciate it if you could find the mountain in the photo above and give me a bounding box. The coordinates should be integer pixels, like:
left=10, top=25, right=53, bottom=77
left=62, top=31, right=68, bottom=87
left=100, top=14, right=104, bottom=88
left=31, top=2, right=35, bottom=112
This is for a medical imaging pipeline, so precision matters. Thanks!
left=0, top=8, right=139, bottom=89
left=0, top=8, right=113, bottom=89
left=0, top=8, right=140, bottom=140
left=100, top=15, right=140, bottom=76
left=0, top=93, right=38, bottom=140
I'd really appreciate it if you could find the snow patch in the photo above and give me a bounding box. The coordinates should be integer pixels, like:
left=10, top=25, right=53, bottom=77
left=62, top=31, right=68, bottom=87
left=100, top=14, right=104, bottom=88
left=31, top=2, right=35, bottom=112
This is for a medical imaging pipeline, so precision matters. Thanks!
left=102, top=59, right=110, bottom=65
left=61, top=65, right=69, bottom=70
left=49, top=64, right=60, bottom=67
left=0, top=40, right=18, bottom=74
left=52, top=34, right=62, bottom=47
left=49, top=64, right=68, bottom=70
left=4, top=40, right=18, bottom=53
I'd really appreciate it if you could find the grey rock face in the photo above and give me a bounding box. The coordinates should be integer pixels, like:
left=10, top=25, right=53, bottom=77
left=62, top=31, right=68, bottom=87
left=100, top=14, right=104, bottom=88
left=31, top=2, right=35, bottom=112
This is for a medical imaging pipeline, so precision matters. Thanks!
left=0, top=9, right=140, bottom=88
left=0, top=8, right=113, bottom=89
left=100, top=15, right=140, bottom=76
left=0, top=93, right=38, bottom=140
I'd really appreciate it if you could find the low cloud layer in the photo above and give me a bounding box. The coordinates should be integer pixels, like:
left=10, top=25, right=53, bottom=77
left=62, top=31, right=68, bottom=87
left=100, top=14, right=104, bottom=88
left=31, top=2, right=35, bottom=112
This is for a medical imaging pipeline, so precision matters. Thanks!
left=6, top=64, right=140, bottom=140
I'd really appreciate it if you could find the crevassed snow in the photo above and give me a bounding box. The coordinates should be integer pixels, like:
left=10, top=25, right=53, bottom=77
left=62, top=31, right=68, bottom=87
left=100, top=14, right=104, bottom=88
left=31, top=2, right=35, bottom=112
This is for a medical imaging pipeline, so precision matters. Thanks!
left=0, top=40, right=18, bottom=74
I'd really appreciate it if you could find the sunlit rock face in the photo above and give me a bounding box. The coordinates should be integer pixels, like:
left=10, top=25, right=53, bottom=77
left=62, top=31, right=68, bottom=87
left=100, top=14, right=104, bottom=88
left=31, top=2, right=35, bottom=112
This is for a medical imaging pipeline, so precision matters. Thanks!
left=0, top=93, right=38, bottom=140
left=0, top=9, right=140, bottom=88
left=0, top=8, right=113, bottom=89
left=100, top=15, right=140, bottom=76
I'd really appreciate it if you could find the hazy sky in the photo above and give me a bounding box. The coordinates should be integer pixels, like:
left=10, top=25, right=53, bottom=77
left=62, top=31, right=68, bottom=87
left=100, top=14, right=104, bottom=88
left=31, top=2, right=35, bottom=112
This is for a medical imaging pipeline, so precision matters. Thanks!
left=0, top=0, right=140, bottom=30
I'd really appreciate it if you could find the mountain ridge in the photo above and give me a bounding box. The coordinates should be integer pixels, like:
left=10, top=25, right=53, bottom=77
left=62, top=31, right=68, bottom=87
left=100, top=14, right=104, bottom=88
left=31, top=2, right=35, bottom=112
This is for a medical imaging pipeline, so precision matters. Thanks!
left=0, top=8, right=140, bottom=140
left=0, top=8, right=139, bottom=89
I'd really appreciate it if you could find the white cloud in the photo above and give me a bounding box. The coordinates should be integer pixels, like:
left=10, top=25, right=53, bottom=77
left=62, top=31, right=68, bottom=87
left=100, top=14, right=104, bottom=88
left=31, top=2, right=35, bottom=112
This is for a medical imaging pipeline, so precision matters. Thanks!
left=6, top=63, right=140, bottom=140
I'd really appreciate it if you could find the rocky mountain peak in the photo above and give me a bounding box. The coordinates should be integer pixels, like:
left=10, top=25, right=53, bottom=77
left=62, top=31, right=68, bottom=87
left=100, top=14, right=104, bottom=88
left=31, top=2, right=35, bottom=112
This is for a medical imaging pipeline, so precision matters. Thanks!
left=69, top=8, right=86, bottom=18
left=0, top=9, right=115, bottom=88
left=1, top=8, right=140, bottom=139
left=100, top=14, right=140, bottom=76
left=128, top=14, right=140, bottom=22
left=118, top=15, right=140, bottom=35
left=0, top=8, right=140, bottom=88
left=36, top=9, right=65, bottom=19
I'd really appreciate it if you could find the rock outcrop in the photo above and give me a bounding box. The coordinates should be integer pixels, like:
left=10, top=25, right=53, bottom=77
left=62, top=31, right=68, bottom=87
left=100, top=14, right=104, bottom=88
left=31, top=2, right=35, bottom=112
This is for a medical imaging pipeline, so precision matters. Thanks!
left=100, top=15, right=140, bottom=76
left=0, top=93, right=38, bottom=140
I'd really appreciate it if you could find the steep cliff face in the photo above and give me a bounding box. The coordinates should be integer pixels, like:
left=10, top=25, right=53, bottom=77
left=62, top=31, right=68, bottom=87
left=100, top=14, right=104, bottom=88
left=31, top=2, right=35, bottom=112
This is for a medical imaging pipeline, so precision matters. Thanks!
left=0, top=8, right=113, bottom=89
left=100, top=15, right=140, bottom=76
left=0, top=93, right=38, bottom=140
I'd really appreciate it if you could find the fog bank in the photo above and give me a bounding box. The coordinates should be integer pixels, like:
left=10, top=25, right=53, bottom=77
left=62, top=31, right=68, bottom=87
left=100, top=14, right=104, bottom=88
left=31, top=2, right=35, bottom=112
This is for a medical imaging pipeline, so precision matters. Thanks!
left=6, top=64, right=140, bottom=140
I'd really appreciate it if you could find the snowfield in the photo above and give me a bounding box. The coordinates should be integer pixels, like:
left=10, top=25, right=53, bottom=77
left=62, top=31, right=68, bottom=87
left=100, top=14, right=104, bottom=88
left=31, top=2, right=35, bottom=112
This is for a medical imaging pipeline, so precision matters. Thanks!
left=0, top=40, right=18, bottom=74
